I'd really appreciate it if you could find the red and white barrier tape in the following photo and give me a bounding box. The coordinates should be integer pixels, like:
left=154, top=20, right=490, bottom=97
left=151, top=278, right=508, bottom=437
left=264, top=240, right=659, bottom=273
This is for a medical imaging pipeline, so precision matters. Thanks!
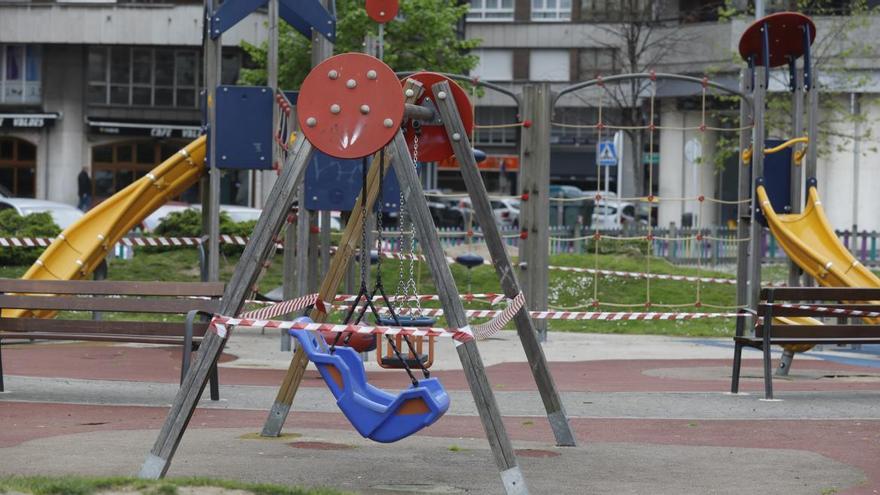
left=770, top=303, right=880, bottom=319
left=210, top=315, right=475, bottom=343
left=473, top=292, right=525, bottom=339
left=0, top=235, right=256, bottom=248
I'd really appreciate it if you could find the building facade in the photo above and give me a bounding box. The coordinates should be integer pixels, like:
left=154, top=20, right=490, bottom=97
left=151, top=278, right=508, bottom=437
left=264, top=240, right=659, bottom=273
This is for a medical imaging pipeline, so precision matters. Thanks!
left=0, top=1, right=265, bottom=206
left=464, top=0, right=880, bottom=230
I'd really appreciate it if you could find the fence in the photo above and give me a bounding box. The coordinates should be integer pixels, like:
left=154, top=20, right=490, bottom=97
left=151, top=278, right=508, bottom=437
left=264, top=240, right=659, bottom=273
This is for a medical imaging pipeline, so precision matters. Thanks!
left=385, top=227, right=880, bottom=267
left=7, top=227, right=880, bottom=267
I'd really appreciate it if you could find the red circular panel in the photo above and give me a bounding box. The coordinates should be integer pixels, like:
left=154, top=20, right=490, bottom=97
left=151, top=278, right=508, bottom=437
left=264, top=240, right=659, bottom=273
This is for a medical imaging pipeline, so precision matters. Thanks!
left=738, top=12, right=816, bottom=67
left=401, top=72, right=474, bottom=163
left=366, top=0, right=399, bottom=23
left=298, top=53, right=404, bottom=159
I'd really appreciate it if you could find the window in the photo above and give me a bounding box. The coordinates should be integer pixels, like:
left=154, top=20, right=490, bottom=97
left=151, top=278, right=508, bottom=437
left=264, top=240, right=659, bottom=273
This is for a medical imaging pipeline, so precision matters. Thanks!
left=91, top=140, right=187, bottom=198
left=471, top=49, right=514, bottom=81
left=529, top=50, right=570, bottom=81
left=88, top=47, right=201, bottom=108
left=474, top=107, right=518, bottom=145
left=468, top=0, right=514, bottom=21
left=0, top=137, right=37, bottom=197
left=578, top=48, right=617, bottom=79
left=532, top=0, right=571, bottom=20
left=1, top=45, right=41, bottom=105
left=578, top=0, right=650, bottom=22
left=87, top=46, right=239, bottom=108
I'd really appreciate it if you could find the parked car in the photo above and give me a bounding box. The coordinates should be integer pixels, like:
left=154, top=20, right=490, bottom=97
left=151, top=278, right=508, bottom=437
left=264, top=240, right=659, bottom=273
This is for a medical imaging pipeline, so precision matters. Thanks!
left=0, top=197, right=84, bottom=230
left=591, top=201, right=646, bottom=229
left=0, top=184, right=12, bottom=198
left=549, top=185, right=590, bottom=227
left=491, top=198, right=520, bottom=228
left=454, top=197, right=518, bottom=229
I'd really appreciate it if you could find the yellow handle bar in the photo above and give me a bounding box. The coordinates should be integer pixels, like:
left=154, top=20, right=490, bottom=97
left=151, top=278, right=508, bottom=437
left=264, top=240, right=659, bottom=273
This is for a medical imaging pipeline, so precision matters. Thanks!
left=742, top=136, right=810, bottom=165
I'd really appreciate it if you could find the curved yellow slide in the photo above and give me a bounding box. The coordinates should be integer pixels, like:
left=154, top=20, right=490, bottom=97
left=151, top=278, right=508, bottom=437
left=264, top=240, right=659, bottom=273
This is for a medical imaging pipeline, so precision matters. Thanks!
left=3, top=136, right=206, bottom=319
left=757, top=183, right=880, bottom=334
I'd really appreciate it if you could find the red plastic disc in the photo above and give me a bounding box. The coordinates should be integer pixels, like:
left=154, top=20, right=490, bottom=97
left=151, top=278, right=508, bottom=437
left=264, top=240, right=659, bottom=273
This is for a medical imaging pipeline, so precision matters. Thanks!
left=366, top=0, right=399, bottom=23
left=298, top=53, right=404, bottom=159
left=401, top=72, right=474, bottom=163
left=738, top=12, right=816, bottom=67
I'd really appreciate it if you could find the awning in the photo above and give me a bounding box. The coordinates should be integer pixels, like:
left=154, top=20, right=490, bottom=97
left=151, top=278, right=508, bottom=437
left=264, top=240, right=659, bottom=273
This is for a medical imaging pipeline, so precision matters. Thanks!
left=0, top=112, right=60, bottom=129
left=86, top=119, right=202, bottom=139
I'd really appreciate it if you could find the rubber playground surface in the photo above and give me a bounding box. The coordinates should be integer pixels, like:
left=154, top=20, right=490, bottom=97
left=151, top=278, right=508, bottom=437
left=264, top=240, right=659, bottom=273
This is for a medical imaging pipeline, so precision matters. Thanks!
left=2, top=330, right=879, bottom=494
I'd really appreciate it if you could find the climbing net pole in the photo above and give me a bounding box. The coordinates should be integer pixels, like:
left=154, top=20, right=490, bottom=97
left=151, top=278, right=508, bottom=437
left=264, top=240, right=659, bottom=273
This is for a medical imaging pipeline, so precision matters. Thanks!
left=550, top=72, right=754, bottom=312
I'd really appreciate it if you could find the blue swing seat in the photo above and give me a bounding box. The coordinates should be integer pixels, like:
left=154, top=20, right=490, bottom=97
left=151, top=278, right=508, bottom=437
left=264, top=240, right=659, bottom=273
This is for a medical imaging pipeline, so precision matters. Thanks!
left=289, top=317, right=449, bottom=443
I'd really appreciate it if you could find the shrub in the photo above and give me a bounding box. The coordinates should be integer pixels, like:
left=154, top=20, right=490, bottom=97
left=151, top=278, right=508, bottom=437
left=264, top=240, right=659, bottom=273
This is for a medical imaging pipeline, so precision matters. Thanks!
left=152, top=208, right=256, bottom=255
left=0, top=209, right=61, bottom=266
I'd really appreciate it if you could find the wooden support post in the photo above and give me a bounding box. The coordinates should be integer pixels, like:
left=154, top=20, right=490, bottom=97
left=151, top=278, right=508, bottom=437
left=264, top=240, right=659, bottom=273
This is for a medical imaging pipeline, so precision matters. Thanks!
left=260, top=81, right=425, bottom=438
left=518, top=84, right=551, bottom=342
left=388, top=131, right=529, bottom=494
left=280, top=209, right=296, bottom=351
left=320, top=210, right=332, bottom=276
left=433, top=80, right=576, bottom=447
left=140, top=137, right=315, bottom=479
left=308, top=211, right=320, bottom=292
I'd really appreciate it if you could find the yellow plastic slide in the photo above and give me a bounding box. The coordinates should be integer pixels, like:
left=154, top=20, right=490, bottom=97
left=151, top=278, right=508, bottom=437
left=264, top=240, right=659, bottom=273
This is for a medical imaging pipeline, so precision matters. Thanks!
left=756, top=183, right=880, bottom=336
left=757, top=184, right=880, bottom=291
left=3, top=136, right=206, bottom=319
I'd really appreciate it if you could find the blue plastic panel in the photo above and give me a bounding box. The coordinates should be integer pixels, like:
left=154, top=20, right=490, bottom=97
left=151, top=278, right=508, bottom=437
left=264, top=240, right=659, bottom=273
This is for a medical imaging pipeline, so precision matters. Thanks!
left=304, top=151, right=400, bottom=212
left=211, top=0, right=335, bottom=42
left=755, top=138, right=793, bottom=226
left=214, top=85, right=273, bottom=170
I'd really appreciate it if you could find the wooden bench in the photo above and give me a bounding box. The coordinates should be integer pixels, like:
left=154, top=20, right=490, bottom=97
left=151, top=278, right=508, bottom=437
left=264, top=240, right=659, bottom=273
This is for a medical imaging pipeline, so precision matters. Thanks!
left=731, top=287, right=880, bottom=399
left=0, top=279, right=225, bottom=399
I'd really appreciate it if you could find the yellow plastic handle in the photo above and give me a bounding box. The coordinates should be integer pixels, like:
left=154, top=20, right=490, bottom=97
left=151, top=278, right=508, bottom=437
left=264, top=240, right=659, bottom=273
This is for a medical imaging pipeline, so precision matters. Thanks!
left=742, top=136, right=810, bottom=165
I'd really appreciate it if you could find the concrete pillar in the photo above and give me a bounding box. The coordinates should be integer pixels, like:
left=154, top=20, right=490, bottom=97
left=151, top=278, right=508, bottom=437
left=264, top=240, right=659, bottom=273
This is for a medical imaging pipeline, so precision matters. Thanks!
left=657, top=102, right=717, bottom=227
left=42, top=45, right=85, bottom=205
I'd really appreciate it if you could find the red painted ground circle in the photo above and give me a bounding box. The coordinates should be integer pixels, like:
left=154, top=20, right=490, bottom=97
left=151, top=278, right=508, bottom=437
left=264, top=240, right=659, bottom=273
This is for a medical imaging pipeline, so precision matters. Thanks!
left=298, top=53, right=404, bottom=159
left=401, top=72, right=473, bottom=163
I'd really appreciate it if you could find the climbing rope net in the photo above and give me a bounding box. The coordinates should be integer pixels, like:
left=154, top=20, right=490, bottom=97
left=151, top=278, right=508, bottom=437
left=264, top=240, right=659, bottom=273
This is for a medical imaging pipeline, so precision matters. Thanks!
left=547, top=72, right=754, bottom=312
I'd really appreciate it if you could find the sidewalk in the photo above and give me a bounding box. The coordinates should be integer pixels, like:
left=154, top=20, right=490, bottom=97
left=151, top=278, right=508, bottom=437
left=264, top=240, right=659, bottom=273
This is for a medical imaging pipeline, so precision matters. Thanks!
left=1, top=330, right=879, bottom=494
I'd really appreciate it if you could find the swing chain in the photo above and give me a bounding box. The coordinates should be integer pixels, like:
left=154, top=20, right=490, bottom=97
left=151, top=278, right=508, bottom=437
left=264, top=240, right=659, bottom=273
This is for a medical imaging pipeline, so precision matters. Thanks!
left=395, top=129, right=422, bottom=317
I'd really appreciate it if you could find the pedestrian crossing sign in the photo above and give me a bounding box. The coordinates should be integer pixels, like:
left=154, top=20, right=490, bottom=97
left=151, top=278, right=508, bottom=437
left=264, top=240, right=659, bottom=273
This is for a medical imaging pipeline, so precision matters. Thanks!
left=597, top=140, right=618, bottom=167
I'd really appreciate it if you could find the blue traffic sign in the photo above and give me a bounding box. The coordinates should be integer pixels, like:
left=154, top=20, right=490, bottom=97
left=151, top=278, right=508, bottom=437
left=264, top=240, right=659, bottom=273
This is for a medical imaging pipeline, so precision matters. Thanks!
left=597, top=140, right=618, bottom=167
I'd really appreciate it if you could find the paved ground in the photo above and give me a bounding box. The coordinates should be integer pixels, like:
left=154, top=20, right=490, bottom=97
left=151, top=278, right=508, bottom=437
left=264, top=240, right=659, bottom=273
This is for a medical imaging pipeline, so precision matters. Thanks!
left=1, top=328, right=879, bottom=494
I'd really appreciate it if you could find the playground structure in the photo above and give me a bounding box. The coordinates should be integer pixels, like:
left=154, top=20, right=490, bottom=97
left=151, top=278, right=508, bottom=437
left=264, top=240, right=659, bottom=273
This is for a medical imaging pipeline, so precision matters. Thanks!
left=4, top=2, right=880, bottom=493
left=123, top=0, right=576, bottom=487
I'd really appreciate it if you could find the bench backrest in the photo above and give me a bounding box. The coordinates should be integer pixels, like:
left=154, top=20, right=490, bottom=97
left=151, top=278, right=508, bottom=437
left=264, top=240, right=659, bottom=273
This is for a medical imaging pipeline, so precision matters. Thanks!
left=757, top=286, right=880, bottom=342
left=0, top=279, right=224, bottom=314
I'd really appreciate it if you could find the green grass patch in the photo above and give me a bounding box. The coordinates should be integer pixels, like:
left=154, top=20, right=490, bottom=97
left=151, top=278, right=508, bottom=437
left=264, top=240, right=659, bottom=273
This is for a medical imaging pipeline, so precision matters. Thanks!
left=0, top=476, right=348, bottom=495
left=2, top=246, right=825, bottom=338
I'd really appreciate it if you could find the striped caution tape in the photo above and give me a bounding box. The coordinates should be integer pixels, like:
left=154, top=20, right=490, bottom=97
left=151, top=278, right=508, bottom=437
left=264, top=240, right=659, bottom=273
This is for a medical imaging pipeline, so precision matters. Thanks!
left=2, top=236, right=786, bottom=288
left=209, top=315, right=475, bottom=343
left=770, top=303, right=880, bottom=319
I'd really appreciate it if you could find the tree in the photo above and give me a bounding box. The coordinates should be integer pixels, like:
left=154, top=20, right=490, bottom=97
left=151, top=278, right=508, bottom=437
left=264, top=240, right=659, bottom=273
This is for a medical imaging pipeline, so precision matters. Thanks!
left=239, top=0, right=480, bottom=89
left=581, top=1, right=695, bottom=198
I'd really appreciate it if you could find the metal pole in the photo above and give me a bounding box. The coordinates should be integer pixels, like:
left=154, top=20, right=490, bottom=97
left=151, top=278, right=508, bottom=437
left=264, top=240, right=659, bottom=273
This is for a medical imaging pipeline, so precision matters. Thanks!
left=851, top=92, right=861, bottom=233
left=748, top=65, right=766, bottom=320
left=203, top=0, right=221, bottom=283
left=735, top=68, right=753, bottom=340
